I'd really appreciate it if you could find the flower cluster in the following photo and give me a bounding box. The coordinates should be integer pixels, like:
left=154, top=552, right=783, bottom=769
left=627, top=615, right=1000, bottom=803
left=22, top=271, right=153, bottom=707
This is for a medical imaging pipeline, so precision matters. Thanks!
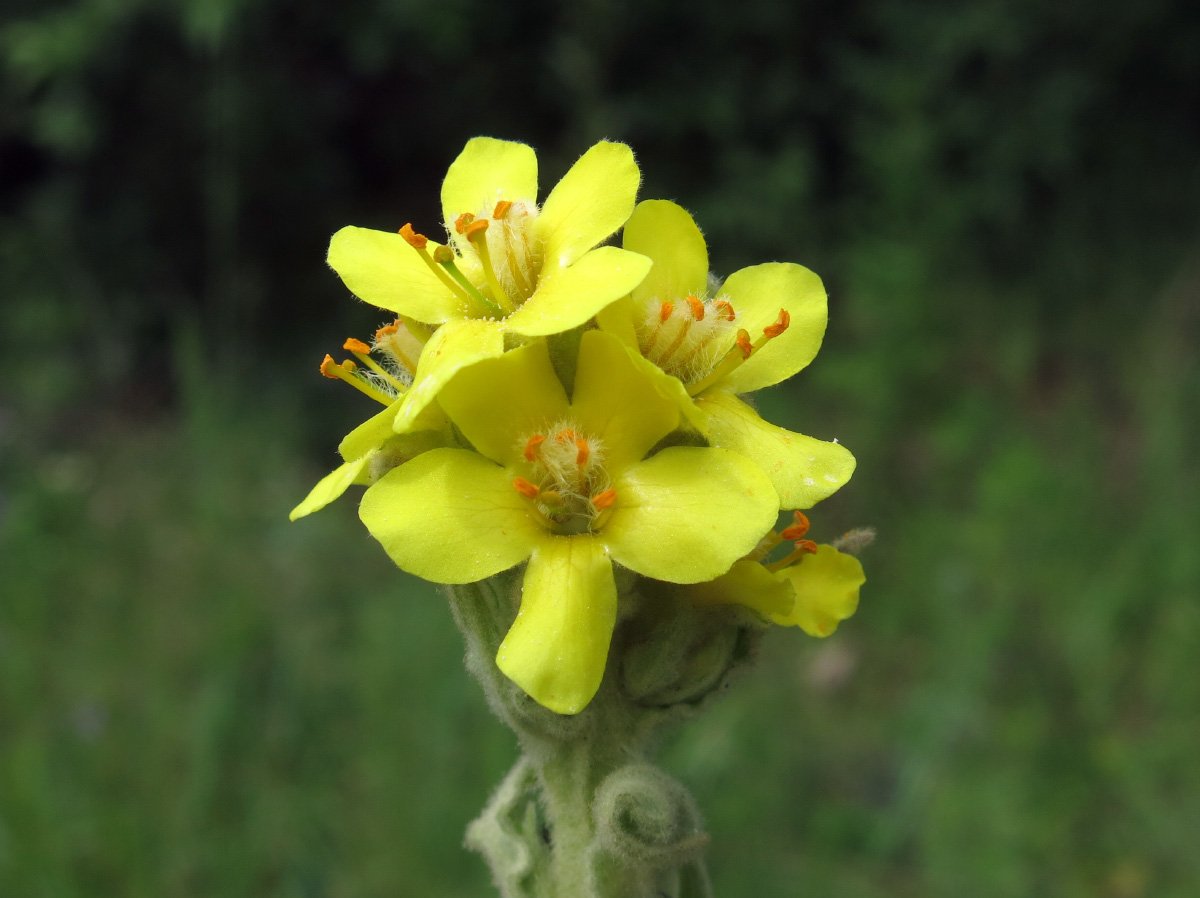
left=292, top=138, right=865, bottom=714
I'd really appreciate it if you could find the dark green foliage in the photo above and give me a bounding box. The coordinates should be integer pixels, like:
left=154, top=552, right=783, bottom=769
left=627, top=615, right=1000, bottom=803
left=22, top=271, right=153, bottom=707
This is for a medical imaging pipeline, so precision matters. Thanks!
left=2, top=0, right=1198, bottom=895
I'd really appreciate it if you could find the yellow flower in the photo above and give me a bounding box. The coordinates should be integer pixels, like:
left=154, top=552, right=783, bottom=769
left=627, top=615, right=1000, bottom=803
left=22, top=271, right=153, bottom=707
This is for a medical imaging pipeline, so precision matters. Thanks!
left=687, top=513, right=866, bottom=637
left=597, top=200, right=855, bottom=509
left=326, top=138, right=651, bottom=339
left=358, top=330, right=778, bottom=714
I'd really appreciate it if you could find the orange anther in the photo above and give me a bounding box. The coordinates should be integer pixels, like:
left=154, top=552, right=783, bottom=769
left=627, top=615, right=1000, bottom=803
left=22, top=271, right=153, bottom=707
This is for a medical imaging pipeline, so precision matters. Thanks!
left=592, top=488, right=617, bottom=510
left=735, top=329, right=753, bottom=359
left=493, top=200, right=513, bottom=219
left=714, top=299, right=736, bottom=320
left=454, top=212, right=475, bottom=234
left=659, top=300, right=674, bottom=322
left=780, top=511, right=810, bottom=541
left=555, top=428, right=576, bottom=443
left=763, top=309, right=790, bottom=338
left=343, top=337, right=372, bottom=355
left=463, top=218, right=490, bottom=239
left=399, top=223, right=427, bottom=249
left=686, top=294, right=705, bottom=320
left=523, top=433, right=546, bottom=462
left=575, top=437, right=590, bottom=466
left=796, top=539, right=818, bottom=555
left=513, top=477, right=540, bottom=499
left=432, top=245, right=454, bottom=264
left=374, top=321, right=400, bottom=341
left=319, top=354, right=339, bottom=379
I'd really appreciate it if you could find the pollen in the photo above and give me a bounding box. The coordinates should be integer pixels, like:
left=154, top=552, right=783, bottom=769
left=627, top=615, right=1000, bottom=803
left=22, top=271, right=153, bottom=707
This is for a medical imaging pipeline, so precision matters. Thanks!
left=454, top=212, right=475, bottom=234
left=399, top=223, right=427, bottom=249
left=763, top=308, right=790, bottom=338
left=780, top=511, right=811, bottom=541
left=343, top=337, right=372, bottom=355
left=735, top=329, right=753, bottom=359
left=591, top=488, right=616, bottom=510
left=524, top=433, right=545, bottom=461
left=513, top=476, right=540, bottom=498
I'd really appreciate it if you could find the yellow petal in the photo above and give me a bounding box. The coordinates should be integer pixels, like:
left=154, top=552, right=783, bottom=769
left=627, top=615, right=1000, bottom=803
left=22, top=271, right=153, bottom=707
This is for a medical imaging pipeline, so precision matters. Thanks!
left=685, top=558, right=795, bottom=618
left=695, top=390, right=855, bottom=509
left=393, top=318, right=504, bottom=434
left=570, top=330, right=679, bottom=471
left=536, top=141, right=640, bottom=270
left=594, top=294, right=640, bottom=348
left=436, top=339, right=569, bottom=467
left=338, top=398, right=404, bottom=460
left=771, top=545, right=865, bottom=636
left=603, top=446, right=777, bottom=583
left=289, top=456, right=370, bottom=521
left=622, top=199, right=709, bottom=306
left=441, top=138, right=538, bottom=232
left=496, top=536, right=616, bottom=715
left=717, top=262, right=827, bottom=393
left=327, top=226, right=461, bottom=323
left=504, top=246, right=651, bottom=338
left=358, top=448, right=540, bottom=583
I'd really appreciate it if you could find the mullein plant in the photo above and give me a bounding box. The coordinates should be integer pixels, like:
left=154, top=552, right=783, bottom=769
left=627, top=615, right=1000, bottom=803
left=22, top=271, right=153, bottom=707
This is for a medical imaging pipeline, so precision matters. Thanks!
left=292, top=137, right=868, bottom=898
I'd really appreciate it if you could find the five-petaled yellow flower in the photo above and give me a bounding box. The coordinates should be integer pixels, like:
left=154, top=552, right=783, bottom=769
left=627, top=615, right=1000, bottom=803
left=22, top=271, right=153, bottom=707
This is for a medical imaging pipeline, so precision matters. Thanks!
left=598, top=199, right=855, bottom=510
left=358, top=330, right=779, bottom=714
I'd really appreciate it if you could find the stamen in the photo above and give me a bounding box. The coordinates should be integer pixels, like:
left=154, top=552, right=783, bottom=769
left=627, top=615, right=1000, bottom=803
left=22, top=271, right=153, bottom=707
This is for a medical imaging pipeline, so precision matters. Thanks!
left=398, top=222, right=488, bottom=312
left=591, top=488, right=616, bottom=510
left=780, top=511, right=811, bottom=541
left=736, top=329, right=753, bottom=359
left=763, top=309, right=790, bottom=338
left=524, top=433, right=546, bottom=462
left=685, top=309, right=789, bottom=397
left=513, top=477, right=540, bottom=499
left=659, top=300, right=674, bottom=322
left=462, top=217, right=516, bottom=314
left=430, top=244, right=505, bottom=318
left=685, top=295, right=705, bottom=320
left=493, top=200, right=513, bottom=219
left=399, top=223, right=427, bottom=249
left=343, top=337, right=407, bottom=392
left=575, top=437, right=590, bottom=466
left=454, top=212, right=475, bottom=234
left=555, top=427, right=577, bottom=443
left=317, top=355, right=393, bottom=406
left=714, top=299, right=736, bottom=321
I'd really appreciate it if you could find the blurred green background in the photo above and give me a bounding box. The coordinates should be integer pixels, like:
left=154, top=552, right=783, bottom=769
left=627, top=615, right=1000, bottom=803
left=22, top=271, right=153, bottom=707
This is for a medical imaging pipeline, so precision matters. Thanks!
left=2, top=0, right=1198, bottom=895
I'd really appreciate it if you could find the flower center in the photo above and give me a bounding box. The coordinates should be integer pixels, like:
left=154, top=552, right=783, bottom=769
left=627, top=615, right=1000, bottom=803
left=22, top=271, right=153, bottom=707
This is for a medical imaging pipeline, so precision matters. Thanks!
left=634, top=295, right=791, bottom=395
left=317, top=317, right=430, bottom=406
left=511, top=422, right=615, bottom=535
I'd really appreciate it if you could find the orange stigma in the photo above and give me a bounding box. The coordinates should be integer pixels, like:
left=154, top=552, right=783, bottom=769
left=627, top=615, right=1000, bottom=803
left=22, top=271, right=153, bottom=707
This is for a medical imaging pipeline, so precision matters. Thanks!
left=763, top=308, right=790, bottom=338
left=523, top=433, right=545, bottom=461
left=398, top=223, right=427, bottom=249
left=513, top=477, right=540, bottom=499
left=493, top=200, right=513, bottom=219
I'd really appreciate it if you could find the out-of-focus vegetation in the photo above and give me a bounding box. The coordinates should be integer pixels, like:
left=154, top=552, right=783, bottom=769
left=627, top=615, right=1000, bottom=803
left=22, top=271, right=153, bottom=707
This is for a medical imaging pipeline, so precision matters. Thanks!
left=2, top=0, right=1198, bottom=895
